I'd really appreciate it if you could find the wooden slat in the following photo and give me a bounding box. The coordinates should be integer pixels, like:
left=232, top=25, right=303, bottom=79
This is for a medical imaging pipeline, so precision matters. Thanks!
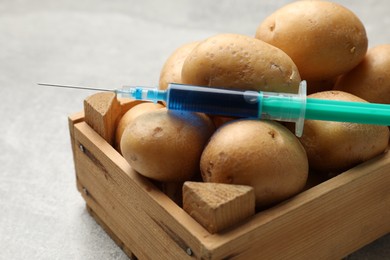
left=68, top=111, right=85, bottom=188
left=68, top=111, right=84, bottom=155
left=72, top=121, right=209, bottom=259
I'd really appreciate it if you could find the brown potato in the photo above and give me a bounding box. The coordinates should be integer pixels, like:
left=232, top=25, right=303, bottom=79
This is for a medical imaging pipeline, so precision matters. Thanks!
left=255, top=0, right=368, bottom=81
left=115, top=102, right=164, bottom=153
left=159, top=41, right=200, bottom=90
left=121, top=109, right=215, bottom=182
left=181, top=33, right=301, bottom=93
left=200, top=119, right=308, bottom=208
left=299, top=91, right=389, bottom=174
left=334, top=44, right=390, bottom=104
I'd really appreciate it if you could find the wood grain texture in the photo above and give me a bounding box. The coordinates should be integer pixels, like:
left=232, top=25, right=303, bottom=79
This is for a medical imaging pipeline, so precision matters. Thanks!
left=84, top=92, right=121, bottom=145
left=183, top=182, right=255, bottom=234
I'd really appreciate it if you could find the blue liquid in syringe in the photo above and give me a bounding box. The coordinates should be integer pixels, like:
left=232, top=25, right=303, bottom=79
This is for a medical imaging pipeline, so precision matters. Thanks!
left=166, top=84, right=261, bottom=118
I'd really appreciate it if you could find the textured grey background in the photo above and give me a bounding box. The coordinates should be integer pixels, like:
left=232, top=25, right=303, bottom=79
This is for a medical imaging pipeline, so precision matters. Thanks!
left=0, top=0, right=389, bottom=259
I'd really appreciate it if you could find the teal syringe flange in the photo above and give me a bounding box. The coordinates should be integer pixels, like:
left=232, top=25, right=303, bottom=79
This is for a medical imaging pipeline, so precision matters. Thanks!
left=260, top=81, right=307, bottom=137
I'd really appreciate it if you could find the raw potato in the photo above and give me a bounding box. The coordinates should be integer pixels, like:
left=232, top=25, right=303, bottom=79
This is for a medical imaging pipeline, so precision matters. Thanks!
left=115, top=102, right=164, bottom=153
left=255, top=0, right=368, bottom=81
left=299, top=91, right=389, bottom=174
left=159, top=41, right=200, bottom=90
left=181, top=33, right=301, bottom=93
left=334, top=44, right=390, bottom=104
left=200, top=119, right=308, bottom=208
left=121, top=109, right=215, bottom=182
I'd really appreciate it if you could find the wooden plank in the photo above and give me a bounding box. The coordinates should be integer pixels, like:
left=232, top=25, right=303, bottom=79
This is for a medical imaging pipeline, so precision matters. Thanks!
left=72, top=121, right=209, bottom=259
left=68, top=111, right=84, bottom=155
left=68, top=111, right=85, bottom=187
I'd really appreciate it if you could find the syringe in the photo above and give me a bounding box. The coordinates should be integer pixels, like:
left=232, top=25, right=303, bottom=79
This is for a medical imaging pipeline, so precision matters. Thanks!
left=38, top=81, right=390, bottom=137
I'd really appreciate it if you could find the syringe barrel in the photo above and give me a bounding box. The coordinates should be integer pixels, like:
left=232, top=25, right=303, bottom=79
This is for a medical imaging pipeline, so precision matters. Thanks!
left=166, top=83, right=261, bottom=118
left=166, top=81, right=307, bottom=136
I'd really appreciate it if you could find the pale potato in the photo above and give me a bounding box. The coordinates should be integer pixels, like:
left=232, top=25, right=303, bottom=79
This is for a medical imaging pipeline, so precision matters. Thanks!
left=299, top=91, right=389, bottom=174
left=334, top=44, right=390, bottom=104
left=255, top=0, right=368, bottom=81
left=121, top=109, right=215, bottom=182
left=115, top=102, right=164, bottom=153
left=181, top=33, right=301, bottom=93
left=159, top=41, right=200, bottom=90
left=200, top=119, right=308, bottom=208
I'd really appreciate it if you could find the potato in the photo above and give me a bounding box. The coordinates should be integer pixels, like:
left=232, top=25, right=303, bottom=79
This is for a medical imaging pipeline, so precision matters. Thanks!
left=115, top=102, right=164, bottom=153
left=255, top=0, right=368, bottom=81
left=299, top=91, right=389, bottom=174
left=181, top=33, right=301, bottom=93
left=200, top=119, right=308, bottom=208
left=120, top=109, right=215, bottom=182
left=159, top=41, right=200, bottom=90
left=334, top=44, right=390, bottom=104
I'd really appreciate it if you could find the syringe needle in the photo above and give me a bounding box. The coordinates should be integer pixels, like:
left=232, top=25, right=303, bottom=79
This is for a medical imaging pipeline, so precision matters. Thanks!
left=37, top=83, right=114, bottom=92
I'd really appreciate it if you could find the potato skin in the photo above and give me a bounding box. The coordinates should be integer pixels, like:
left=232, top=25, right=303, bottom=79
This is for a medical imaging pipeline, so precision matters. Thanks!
left=181, top=33, right=301, bottom=93
left=159, top=41, right=200, bottom=90
left=299, top=91, right=389, bottom=174
left=334, top=45, right=390, bottom=104
left=200, top=119, right=308, bottom=208
left=121, top=109, right=215, bottom=182
left=115, top=102, right=164, bottom=153
left=255, top=0, right=368, bottom=81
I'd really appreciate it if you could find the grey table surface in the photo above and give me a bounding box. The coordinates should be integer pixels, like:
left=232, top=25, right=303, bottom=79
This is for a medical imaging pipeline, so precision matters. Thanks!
left=1, top=0, right=389, bottom=259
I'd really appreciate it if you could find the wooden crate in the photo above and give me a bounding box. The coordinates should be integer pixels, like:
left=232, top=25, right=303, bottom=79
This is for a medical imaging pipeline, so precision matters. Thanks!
left=68, top=104, right=390, bottom=259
